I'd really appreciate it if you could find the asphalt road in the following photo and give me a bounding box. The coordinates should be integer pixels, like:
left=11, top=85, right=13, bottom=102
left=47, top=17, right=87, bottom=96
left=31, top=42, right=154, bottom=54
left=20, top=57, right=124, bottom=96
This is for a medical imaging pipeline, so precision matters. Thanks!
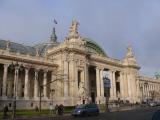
left=15, top=107, right=160, bottom=120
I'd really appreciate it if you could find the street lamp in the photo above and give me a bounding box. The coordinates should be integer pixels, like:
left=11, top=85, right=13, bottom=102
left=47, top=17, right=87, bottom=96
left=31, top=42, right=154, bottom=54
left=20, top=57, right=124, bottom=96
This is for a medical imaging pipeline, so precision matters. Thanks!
left=10, top=62, right=23, bottom=120
left=50, top=89, right=55, bottom=105
left=50, top=89, right=55, bottom=115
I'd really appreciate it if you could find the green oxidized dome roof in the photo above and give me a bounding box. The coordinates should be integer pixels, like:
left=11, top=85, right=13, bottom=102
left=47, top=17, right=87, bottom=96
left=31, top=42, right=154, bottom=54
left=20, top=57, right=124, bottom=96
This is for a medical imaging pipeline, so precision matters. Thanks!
left=84, top=38, right=108, bottom=57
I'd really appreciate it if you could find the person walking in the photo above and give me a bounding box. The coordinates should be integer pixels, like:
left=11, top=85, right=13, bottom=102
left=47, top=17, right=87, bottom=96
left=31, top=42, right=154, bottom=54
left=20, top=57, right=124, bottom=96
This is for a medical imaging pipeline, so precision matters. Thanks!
left=3, top=104, right=9, bottom=119
left=55, top=104, right=58, bottom=115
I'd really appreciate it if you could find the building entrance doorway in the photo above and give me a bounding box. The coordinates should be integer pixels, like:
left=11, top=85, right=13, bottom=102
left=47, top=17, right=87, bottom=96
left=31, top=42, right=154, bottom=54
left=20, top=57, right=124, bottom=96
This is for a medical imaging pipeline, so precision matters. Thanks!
left=89, top=66, right=96, bottom=103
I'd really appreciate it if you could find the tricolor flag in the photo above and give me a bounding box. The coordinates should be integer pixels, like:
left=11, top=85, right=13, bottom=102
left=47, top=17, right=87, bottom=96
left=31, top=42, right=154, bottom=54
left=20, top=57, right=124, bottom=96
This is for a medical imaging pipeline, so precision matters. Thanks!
left=54, top=19, right=57, bottom=24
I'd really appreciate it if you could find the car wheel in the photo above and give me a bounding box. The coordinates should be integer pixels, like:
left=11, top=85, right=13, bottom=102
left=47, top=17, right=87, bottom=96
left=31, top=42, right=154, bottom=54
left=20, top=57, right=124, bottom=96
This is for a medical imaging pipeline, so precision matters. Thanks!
left=152, top=110, right=160, bottom=120
left=82, top=112, right=87, bottom=117
left=73, top=115, right=77, bottom=117
left=95, top=111, right=99, bottom=116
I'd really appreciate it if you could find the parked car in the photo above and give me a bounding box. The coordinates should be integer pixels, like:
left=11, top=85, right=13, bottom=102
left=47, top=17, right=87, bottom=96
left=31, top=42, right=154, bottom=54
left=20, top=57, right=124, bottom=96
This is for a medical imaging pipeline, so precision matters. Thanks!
left=152, top=109, right=160, bottom=120
left=149, top=102, right=157, bottom=107
left=71, top=103, right=99, bottom=117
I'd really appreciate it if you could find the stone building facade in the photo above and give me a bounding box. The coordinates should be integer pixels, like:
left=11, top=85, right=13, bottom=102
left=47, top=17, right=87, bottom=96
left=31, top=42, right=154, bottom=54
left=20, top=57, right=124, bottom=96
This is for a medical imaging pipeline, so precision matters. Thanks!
left=0, top=20, right=160, bottom=109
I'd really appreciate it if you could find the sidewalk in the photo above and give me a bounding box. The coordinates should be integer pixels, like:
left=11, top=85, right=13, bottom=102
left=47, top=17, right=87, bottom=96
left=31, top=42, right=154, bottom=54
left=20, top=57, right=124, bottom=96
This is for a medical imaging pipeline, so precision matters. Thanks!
left=2, top=106, right=155, bottom=120
left=109, top=106, right=137, bottom=112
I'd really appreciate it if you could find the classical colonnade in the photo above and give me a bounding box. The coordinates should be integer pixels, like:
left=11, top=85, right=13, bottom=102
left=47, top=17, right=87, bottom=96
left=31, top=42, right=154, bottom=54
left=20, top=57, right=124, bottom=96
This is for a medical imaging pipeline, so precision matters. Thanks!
left=95, top=68, right=124, bottom=101
left=139, top=80, right=160, bottom=101
left=0, top=63, right=52, bottom=100
left=93, top=67, right=137, bottom=103
left=62, top=58, right=131, bottom=103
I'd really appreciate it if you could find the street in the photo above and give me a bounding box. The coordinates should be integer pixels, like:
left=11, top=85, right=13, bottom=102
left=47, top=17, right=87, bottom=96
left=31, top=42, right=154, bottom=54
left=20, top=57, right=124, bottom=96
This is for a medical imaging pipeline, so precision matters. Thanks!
left=15, top=107, right=160, bottom=120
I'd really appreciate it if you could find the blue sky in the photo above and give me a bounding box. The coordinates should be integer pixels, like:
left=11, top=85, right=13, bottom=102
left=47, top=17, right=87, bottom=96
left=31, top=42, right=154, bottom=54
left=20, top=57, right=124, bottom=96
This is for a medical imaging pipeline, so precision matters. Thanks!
left=0, top=0, right=160, bottom=77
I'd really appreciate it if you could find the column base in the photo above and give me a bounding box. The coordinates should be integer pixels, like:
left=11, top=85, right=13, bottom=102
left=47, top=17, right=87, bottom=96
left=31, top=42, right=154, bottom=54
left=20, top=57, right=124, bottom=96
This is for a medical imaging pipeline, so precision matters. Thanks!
left=2, top=95, right=7, bottom=100
left=24, top=97, right=30, bottom=100
left=96, top=97, right=106, bottom=104
left=34, top=97, right=39, bottom=100
left=42, top=97, right=48, bottom=100
left=109, top=96, right=117, bottom=101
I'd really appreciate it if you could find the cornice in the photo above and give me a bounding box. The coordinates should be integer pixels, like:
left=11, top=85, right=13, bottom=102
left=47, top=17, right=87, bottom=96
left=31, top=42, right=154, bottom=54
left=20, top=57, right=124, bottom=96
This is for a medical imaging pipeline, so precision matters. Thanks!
left=47, top=46, right=87, bottom=56
left=139, top=76, right=160, bottom=83
left=90, top=55, right=123, bottom=68
left=0, top=52, right=57, bottom=67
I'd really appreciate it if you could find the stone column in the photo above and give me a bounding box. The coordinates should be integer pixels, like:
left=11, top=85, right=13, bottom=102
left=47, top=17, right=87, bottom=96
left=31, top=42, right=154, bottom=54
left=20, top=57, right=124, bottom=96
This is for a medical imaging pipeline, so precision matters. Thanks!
left=34, top=69, right=39, bottom=99
left=84, top=63, right=89, bottom=98
left=64, top=60, right=69, bottom=97
left=24, top=67, right=30, bottom=99
left=120, top=72, right=124, bottom=100
left=2, top=64, right=8, bottom=98
left=14, top=66, right=19, bottom=98
left=100, top=68, right=106, bottom=104
left=43, top=70, right=47, bottom=99
left=96, top=67, right=100, bottom=103
left=109, top=70, right=113, bottom=100
left=143, top=84, right=145, bottom=100
left=124, top=73, right=129, bottom=98
left=75, top=61, right=78, bottom=97
left=100, top=69, right=104, bottom=97
left=69, top=59, right=75, bottom=97
left=112, top=71, right=116, bottom=100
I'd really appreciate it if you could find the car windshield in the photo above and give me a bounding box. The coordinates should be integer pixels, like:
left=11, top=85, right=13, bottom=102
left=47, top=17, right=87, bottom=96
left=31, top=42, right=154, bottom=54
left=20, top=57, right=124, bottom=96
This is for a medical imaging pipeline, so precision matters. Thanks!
left=76, top=104, right=86, bottom=109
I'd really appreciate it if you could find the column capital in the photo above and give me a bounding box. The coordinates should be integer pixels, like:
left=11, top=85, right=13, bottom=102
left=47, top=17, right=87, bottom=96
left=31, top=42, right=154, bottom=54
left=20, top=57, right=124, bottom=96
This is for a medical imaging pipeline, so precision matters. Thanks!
left=95, top=66, right=100, bottom=70
left=63, top=59, right=69, bottom=62
left=69, top=58, right=75, bottom=62
left=120, top=71, right=124, bottom=75
left=99, top=67, right=104, bottom=71
left=35, top=68, right=40, bottom=72
left=24, top=64, right=31, bottom=69
left=3, top=64, right=9, bottom=68
left=109, top=69, right=116, bottom=73
left=24, top=67, right=30, bottom=71
left=43, top=69, right=49, bottom=73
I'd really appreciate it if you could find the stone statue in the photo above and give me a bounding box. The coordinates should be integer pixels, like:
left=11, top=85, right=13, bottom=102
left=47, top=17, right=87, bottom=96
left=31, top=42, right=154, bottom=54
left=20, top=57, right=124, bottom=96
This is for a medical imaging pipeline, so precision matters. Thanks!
left=6, top=41, right=10, bottom=50
left=126, top=45, right=134, bottom=57
left=36, top=48, right=39, bottom=57
left=78, top=82, right=85, bottom=98
left=71, top=19, right=79, bottom=33
left=68, top=19, right=80, bottom=38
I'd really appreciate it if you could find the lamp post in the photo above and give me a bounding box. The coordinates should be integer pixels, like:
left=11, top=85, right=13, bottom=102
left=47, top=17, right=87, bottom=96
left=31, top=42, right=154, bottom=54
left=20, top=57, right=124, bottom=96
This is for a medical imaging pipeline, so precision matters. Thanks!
left=50, top=89, right=55, bottom=115
left=50, top=89, right=55, bottom=105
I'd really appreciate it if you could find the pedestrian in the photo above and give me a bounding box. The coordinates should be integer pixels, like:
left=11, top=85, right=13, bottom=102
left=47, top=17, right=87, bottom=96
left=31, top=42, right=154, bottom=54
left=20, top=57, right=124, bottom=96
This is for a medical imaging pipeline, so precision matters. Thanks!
left=60, top=104, right=64, bottom=115
left=49, top=103, right=54, bottom=115
left=3, top=104, right=9, bottom=119
left=35, top=106, right=39, bottom=112
left=75, top=104, right=78, bottom=108
left=55, top=104, right=58, bottom=115
left=58, top=104, right=64, bottom=115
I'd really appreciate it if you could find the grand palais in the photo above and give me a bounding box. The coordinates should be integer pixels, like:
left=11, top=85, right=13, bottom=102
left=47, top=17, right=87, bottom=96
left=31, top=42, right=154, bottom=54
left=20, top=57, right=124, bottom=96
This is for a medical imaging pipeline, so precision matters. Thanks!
left=0, top=20, right=160, bottom=109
